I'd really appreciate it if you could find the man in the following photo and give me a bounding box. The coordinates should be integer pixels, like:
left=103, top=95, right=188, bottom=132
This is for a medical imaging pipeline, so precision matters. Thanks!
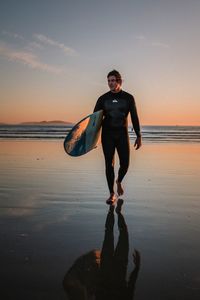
left=93, top=70, right=142, bottom=204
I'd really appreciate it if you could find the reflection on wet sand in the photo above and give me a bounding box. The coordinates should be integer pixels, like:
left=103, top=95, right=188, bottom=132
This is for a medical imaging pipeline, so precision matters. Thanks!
left=63, top=200, right=141, bottom=300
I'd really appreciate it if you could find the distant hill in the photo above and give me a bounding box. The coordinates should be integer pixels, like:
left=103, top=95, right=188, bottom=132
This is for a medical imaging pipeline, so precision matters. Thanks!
left=19, top=120, right=74, bottom=125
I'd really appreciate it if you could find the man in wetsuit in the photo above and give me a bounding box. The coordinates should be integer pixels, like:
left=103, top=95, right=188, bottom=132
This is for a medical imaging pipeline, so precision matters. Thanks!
left=93, top=70, right=142, bottom=204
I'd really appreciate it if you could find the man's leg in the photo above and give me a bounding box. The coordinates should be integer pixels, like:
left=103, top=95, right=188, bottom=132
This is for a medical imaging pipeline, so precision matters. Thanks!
left=116, top=129, right=130, bottom=195
left=101, top=130, right=116, bottom=196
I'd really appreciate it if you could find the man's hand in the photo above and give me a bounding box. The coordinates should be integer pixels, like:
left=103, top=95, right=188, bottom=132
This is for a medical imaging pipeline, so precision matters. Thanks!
left=134, top=136, right=142, bottom=150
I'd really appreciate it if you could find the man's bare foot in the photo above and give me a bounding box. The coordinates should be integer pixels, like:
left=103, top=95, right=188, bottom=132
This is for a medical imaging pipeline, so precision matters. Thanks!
left=116, top=180, right=124, bottom=196
left=106, top=193, right=117, bottom=205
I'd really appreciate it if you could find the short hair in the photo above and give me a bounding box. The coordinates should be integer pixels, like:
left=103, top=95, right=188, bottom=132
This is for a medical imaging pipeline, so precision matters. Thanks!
left=107, top=70, right=122, bottom=84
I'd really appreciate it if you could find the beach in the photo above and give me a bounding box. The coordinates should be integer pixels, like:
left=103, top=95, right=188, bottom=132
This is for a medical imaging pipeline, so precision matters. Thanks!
left=0, top=138, right=200, bottom=299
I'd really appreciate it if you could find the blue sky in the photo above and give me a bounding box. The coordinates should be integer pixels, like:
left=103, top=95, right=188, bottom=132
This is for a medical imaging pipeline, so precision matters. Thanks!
left=0, top=0, right=200, bottom=124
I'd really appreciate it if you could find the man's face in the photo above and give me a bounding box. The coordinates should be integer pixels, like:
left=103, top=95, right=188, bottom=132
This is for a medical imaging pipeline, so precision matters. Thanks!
left=107, top=75, right=121, bottom=92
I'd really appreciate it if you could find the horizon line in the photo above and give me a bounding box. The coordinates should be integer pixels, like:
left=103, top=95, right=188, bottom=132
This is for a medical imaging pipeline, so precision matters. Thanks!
left=0, top=121, right=199, bottom=127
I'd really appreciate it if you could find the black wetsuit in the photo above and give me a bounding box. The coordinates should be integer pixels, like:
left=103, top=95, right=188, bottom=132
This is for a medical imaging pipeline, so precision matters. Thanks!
left=93, top=90, right=141, bottom=194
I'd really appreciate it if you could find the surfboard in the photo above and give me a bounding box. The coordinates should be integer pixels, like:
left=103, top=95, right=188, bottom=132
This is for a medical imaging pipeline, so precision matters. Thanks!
left=64, top=110, right=103, bottom=156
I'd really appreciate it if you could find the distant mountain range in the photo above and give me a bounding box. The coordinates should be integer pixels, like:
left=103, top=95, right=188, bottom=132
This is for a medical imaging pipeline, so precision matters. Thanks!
left=0, top=120, right=74, bottom=125
left=20, top=120, right=74, bottom=125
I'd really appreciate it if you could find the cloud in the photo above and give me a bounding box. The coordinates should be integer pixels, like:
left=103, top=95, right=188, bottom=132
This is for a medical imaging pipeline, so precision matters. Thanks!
left=1, top=30, right=78, bottom=57
left=135, top=35, right=146, bottom=40
left=28, top=41, right=44, bottom=49
left=0, top=42, right=63, bottom=74
left=135, top=34, right=170, bottom=49
left=25, top=41, right=44, bottom=52
left=2, top=30, right=24, bottom=40
left=151, top=41, right=170, bottom=48
left=34, top=33, right=77, bottom=56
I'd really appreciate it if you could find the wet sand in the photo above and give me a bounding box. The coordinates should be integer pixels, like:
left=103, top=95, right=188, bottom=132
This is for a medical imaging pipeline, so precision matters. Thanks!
left=0, top=140, right=200, bottom=299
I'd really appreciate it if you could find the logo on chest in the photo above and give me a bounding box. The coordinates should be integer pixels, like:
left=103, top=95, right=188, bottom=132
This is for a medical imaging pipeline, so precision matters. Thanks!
left=112, top=99, right=118, bottom=103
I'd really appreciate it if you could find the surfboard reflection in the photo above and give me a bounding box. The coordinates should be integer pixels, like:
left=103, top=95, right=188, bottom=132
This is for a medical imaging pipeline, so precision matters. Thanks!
left=63, top=202, right=141, bottom=300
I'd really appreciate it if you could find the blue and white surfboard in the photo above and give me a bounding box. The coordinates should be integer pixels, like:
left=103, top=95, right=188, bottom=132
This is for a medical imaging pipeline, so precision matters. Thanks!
left=64, top=110, right=103, bottom=156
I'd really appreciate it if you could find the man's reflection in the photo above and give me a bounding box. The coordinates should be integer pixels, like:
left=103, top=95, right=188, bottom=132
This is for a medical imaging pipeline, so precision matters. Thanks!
left=63, top=200, right=141, bottom=300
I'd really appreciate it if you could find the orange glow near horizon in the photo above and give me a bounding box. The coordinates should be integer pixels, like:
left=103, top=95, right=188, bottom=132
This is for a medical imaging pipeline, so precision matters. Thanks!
left=1, top=91, right=200, bottom=126
left=1, top=108, right=200, bottom=126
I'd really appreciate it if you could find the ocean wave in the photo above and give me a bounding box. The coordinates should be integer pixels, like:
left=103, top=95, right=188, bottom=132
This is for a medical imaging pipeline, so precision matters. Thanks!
left=0, top=125, right=200, bottom=142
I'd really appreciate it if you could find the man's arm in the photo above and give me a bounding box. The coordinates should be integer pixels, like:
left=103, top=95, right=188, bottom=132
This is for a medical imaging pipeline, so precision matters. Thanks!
left=129, top=96, right=142, bottom=150
left=93, top=97, right=103, bottom=113
left=129, top=96, right=141, bottom=137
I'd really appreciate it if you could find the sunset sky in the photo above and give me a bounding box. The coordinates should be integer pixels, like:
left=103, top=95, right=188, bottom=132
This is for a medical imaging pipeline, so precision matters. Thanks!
left=0, top=0, right=200, bottom=125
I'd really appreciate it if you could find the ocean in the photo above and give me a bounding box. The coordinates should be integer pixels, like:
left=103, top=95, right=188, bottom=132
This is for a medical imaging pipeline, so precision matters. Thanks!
left=0, top=125, right=200, bottom=142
